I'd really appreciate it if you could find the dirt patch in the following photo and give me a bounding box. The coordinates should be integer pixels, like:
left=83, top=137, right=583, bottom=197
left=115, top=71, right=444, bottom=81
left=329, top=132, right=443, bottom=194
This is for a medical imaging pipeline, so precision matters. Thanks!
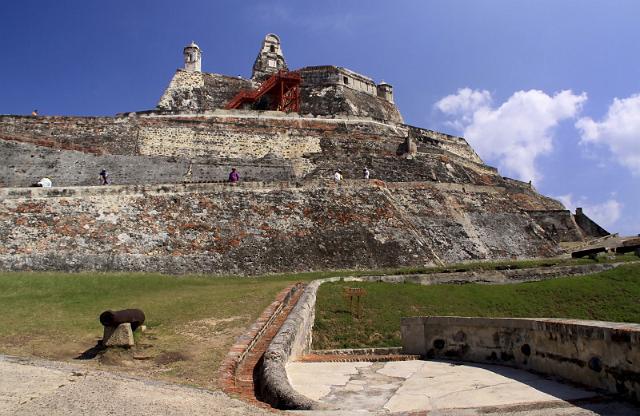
left=154, top=351, right=191, bottom=365
left=177, top=316, right=247, bottom=342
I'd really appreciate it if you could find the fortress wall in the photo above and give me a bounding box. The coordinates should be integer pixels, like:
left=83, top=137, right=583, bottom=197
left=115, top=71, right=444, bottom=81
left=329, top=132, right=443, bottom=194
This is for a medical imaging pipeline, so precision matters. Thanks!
left=0, top=181, right=560, bottom=275
left=0, top=138, right=294, bottom=187
left=156, top=70, right=253, bottom=112
left=0, top=115, right=138, bottom=155
left=299, top=84, right=403, bottom=124
left=155, top=67, right=403, bottom=123
left=526, top=210, right=585, bottom=242
left=408, top=126, right=483, bottom=164
left=1, top=113, right=498, bottom=187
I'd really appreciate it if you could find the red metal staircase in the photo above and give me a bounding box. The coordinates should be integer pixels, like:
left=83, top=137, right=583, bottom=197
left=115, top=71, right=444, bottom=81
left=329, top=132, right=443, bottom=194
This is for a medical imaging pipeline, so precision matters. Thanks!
left=224, top=70, right=301, bottom=113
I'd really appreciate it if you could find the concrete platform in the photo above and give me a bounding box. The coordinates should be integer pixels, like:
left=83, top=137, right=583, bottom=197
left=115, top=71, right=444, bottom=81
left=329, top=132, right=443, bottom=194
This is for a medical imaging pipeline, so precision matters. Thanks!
left=286, top=360, right=639, bottom=415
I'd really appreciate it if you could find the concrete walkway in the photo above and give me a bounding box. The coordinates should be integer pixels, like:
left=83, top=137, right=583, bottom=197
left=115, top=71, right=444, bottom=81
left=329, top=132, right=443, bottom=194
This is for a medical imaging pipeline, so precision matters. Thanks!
left=287, top=360, right=638, bottom=415
left=0, top=355, right=270, bottom=416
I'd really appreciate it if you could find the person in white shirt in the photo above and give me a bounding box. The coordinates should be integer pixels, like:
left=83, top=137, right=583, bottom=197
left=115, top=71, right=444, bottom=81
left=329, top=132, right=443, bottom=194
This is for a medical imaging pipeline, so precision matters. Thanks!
left=37, top=177, right=52, bottom=188
left=363, top=167, right=370, bottom=180
left=334, top=170, right=343, bottom=182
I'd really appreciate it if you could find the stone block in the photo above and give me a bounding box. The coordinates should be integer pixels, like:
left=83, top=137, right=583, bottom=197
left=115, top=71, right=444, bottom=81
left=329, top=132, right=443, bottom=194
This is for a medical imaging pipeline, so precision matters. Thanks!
left=102, top=323, right=134, bottom=347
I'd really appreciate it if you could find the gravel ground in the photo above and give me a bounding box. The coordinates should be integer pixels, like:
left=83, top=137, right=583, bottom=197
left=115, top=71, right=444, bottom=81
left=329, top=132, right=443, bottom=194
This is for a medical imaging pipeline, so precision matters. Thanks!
left=0, top=355, right=273, bottom=416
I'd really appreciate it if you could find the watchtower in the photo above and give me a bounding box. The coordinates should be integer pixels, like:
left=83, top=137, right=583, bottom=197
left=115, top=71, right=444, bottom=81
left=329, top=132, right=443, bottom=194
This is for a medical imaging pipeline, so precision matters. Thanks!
left=183, top=41, right=201, bottom=72
left=252, top=34, right=288, bottom=81
left=377, top=81, right=394, bottom=103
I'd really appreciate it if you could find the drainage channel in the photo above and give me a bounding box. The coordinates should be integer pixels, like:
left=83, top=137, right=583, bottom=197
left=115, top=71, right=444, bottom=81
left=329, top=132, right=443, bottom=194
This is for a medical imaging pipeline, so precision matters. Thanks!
left=219, top=282, right=306, bottom=409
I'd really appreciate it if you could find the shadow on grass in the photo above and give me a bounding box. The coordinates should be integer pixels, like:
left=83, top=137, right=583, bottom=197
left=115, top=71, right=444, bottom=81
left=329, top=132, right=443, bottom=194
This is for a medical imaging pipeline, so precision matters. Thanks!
left=75, top=341, right=106, bottom=360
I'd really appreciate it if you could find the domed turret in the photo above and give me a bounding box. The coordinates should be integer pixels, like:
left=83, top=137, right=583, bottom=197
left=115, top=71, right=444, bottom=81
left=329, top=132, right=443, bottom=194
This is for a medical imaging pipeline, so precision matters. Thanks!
left=183, top=41, right=201, bottom=72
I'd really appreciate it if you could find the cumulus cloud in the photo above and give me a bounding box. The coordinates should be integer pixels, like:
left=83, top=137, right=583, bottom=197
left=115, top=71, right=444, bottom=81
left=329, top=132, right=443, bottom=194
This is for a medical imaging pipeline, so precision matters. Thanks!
left=435, top=88, right=587, bottom=183
left=575, top=93, right=640, bottom=176
left=555, top=193, right=622, bottom=231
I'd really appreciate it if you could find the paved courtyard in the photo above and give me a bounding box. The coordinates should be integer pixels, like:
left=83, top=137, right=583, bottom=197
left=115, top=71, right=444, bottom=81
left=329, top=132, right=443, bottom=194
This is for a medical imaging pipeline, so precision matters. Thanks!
left=287, top=360, right=638, bottom=415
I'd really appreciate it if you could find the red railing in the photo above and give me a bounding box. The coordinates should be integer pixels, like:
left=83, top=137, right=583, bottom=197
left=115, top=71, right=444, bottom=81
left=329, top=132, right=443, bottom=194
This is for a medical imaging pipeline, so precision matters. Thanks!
left=225, top=70, right=301, bottom=113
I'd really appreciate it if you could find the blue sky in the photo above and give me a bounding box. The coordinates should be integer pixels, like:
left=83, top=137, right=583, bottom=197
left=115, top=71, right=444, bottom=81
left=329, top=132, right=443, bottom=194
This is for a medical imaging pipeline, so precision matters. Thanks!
left=1, top=0, right=638, bottom=235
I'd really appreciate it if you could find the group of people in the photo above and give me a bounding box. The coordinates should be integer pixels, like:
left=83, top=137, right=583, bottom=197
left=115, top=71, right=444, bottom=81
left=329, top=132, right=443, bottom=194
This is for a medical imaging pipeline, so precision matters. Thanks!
left=31, top=166, right=370, bottom=188
left=334, top=167, right=370, bottom=182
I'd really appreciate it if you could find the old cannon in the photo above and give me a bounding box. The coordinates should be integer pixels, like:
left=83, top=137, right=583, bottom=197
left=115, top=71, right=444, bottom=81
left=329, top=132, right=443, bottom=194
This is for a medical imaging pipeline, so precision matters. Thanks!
left=99, top=309, right=146, bottom=348
left=100, top=309, right=146, bottom=331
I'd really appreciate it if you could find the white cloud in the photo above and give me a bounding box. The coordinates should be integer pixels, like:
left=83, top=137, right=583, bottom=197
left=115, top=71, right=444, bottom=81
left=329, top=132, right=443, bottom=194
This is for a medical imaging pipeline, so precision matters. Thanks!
left=576, top=93, right=640, bottom=176
left=555, top=193, right=622, bottom=231
left=434, top=88, right=492, bottom=130
left=435, top=88, right=587, bottom=183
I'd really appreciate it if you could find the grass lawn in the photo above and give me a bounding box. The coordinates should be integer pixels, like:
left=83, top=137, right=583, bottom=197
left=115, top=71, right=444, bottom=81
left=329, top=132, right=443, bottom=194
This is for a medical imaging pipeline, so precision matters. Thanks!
left=313, top=263, right=640, bottom=350
left=0, top=271, right=313, bottom=389
left=0, top=255, right=635, bottom=389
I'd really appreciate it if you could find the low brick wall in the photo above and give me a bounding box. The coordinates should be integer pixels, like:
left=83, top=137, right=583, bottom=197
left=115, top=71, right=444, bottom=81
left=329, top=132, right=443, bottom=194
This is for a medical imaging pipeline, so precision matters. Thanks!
left=218, top=282, right=303, bottom=397
left=401, top=316, right=640, bottom=402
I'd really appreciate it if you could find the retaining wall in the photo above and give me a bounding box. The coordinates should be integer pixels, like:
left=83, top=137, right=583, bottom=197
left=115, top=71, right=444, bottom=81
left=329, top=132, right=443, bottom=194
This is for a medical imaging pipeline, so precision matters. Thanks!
left=0, top=181, right=567, bottom=275
left=1, top=113, right=502, bottom=187
left=401, top=316, right=640, bottom=403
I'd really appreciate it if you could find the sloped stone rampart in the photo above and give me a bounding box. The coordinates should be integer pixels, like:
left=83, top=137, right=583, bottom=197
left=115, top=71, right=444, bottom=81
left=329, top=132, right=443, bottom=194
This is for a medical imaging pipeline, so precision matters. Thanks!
left=0, top=181, right=564, bottom=275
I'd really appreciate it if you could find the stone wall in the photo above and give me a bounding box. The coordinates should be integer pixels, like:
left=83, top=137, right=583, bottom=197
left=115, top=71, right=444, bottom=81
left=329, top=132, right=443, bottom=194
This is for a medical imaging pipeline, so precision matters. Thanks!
left=0, top=181, right=565, bottom=275
left=525, top=210, right=585, bottom=242
left=298, top=66, right=403, bottom=124
left=0, top=113, right=507, bottom=187
left=575, top=207, right=610, bottom=238
left=155, top=65, right=404, bottom=124
left=156, top=70, right=253, bottom=112
left=401, top=316, right=640, bottom=403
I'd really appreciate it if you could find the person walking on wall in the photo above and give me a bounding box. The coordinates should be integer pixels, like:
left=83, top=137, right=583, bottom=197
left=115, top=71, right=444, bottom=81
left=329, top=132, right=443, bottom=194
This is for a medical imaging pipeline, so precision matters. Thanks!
left=363, top=167, right=370, bottom=180
left=31, top=109, right=38, bottom=116
left=334, top=169, right=343, bottom=183
left=99, top=169, right=110, bottom=185
left=228, top=167, right=240, bottom=184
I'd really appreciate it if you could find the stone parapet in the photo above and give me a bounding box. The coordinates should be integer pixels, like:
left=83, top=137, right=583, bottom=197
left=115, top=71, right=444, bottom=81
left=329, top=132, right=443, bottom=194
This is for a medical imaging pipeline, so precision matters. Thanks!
left=401, top=316, right=640, bottom=403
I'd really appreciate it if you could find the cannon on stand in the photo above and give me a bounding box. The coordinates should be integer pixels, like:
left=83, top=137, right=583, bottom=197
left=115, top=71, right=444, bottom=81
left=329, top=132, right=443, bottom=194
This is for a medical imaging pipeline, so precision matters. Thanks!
left=99, top=309, right=146, bottom=347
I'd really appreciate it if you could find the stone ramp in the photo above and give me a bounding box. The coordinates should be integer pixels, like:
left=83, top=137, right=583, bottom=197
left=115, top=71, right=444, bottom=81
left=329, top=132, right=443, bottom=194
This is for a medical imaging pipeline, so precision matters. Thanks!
left=286, top=360, right=639, bottom=415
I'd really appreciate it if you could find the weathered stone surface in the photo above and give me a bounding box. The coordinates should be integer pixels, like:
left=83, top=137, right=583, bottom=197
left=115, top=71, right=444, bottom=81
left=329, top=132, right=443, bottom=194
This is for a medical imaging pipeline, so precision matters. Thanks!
left=157, top=71, right=253, bottom=112
left=0, top=113, right=493, bottom=187
left=102, top=323, right=134, bottom=347
left=0, top=180, right=571, bottom=275
left=401, top=316, right=640, bottom=404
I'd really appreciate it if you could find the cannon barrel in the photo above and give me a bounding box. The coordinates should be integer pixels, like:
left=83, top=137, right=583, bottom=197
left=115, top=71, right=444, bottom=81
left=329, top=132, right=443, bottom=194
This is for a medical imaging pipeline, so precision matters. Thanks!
left=99, top=309, right=145, bottom=331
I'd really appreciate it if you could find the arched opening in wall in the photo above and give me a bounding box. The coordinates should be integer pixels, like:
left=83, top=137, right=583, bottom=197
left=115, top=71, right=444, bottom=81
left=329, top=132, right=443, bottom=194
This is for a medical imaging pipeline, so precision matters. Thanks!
left=343, top=76, right=349, bottom=85
left=270, top=45, right=275, bottom=53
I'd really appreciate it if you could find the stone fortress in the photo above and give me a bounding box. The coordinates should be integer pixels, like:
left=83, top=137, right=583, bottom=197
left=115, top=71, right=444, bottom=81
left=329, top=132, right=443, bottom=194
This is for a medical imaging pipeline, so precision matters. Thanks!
left=0, top=34, right=609, bottom=275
